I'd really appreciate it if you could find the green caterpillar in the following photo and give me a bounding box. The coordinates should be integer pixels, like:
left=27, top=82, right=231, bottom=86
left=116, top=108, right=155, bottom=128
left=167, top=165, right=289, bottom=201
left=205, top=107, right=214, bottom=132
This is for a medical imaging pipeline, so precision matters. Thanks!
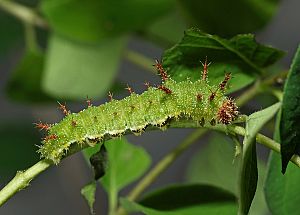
left=36, top=59, right=238, bottom=164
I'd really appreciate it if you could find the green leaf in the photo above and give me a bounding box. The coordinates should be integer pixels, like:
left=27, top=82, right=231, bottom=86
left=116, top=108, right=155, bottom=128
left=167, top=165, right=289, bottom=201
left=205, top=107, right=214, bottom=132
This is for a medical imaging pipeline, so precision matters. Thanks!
left=81, top=181, right=97, bottom=215
left=121, top=184, right=237, bottom=215
left=83, top=144, right=101, bottom=162
left=101, top=138, right=151, bottom=191
left=140, top=184, right=236, bottom=210
left=264, top=110, right=300, bottom=215
left=162, top=28, right=285, bottom=93
left=265, top=151, right=300, bottom=215
left=179, top=0, right=280, bottom=37
left=42, top=34, right=126, bottom=100
left=41, top=0, right=174, bottom=43
left=83, top=138, right=151, bottom=190
left=265, top=153, right=300, bottom=215
left=186, top=134, right=240, bottom=193
left=100, top=138, right=151, bottom=202
left=6, top=50, right=53, bottom=103
left=122, top=199, right=237, bottom=215
left=280, top=45, right=300, bottom=173
left=239, top=102, right=281, bottom=215
left=185, top=134, right=269, bottom=215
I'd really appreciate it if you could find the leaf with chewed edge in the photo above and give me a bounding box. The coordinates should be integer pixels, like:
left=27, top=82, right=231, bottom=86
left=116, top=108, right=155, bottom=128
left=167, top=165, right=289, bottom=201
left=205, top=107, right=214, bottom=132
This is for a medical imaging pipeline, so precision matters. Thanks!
left=162, top=28, right=285, bottom=93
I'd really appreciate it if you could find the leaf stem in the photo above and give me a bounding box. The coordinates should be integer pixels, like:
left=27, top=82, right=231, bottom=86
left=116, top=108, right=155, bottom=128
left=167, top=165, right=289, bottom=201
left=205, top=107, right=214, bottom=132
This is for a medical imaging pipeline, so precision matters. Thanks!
left=0, top=159, right=52, bottom=206
left=0, top=0, right=48, bottom=28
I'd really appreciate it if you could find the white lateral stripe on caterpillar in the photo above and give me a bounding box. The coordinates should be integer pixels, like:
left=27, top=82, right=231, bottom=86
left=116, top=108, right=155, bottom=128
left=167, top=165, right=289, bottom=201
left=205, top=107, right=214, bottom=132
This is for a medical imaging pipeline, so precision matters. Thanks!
left=37, top=61, right=238, bottom=164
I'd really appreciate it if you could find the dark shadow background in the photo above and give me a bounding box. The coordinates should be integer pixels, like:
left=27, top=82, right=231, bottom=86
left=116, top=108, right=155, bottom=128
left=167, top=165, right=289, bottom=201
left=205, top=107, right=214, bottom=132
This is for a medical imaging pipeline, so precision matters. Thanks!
left=0, top=0, right=300, bottom=214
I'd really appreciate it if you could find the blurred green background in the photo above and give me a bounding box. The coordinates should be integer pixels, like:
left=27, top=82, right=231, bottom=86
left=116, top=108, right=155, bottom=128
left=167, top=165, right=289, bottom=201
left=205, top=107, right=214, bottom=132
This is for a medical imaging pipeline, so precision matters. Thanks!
left=0, top=0, right=299, bottom=214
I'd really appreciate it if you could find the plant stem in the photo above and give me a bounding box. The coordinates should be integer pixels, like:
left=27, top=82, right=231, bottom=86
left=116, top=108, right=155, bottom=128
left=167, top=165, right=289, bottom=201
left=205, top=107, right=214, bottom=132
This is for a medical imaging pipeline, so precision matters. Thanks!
left=235, top=80, right=262, bottom=106
left=262, top=70, right=289, bottom=86
left=116, top=128, right=207, bottom=215
left=123, top=49, right=157, bottom=74
left=129, top=129, right=206, bottom=201
left=0, top=0, right=48, bottom=28
left=1, top=118, right=299, bottom=207
left=0, top=76, right=282, bottom=207
left=108, top=160, right=118, bottom=215
left=172, top=122, right=300, bottom=167
left=235, top=68, right=287, bottom=107
left=24, top=22, right=39, bottom=52
left=115, top=122, right=300, bottom=214
left=0, top=1, right=292, bottom=212
left=267, top=88, right=283, bottom=101
left=108, top=186, right=118, bottom=215
left=227, top=125, right=300, bottom=167
left=0, top=159, right=52, bottom=206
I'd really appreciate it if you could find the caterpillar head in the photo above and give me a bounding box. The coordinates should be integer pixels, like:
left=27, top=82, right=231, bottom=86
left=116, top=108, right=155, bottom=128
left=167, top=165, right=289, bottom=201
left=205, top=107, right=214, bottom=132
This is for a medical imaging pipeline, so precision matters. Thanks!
left=217, top=99, right=239, bottom=124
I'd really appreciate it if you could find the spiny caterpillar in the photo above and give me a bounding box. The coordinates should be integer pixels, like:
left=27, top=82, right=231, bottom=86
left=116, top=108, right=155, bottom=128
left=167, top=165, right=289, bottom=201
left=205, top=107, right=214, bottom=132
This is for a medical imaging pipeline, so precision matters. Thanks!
left=36, top=58, right=238, bottom=164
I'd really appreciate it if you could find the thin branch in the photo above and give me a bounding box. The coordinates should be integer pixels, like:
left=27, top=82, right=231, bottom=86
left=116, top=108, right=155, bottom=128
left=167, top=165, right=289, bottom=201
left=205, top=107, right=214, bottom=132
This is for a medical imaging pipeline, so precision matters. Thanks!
left=235, top=80, right=262, bottom=106
left=0, top=1, right=292, bottom=212
left=228, top=125, right=300, bottom=167
left=123, top=49, right=157, bottom=74
left=129, top=129, right=205, bottom=200
left=262, top=70, right=289, bottom=86
left=115, top=121, right=300, bottom=215
left=0, top=74, right=285, bottom=207
left=0, top=0, right=48, bottom=28
left=1, top=117, right=299, bottom=206
left=0, top=143, right=85, bottom=206
left=171, top=122, right=300, bottom=167
left=0, top=160, right=52, bottom=206
left=24, top=22, right=39, bottom=52
left=235, top=68, right=287, bottom=106
left=116, top=129, right=207, bottom=215
left=266, top=88, right=283, bottom=101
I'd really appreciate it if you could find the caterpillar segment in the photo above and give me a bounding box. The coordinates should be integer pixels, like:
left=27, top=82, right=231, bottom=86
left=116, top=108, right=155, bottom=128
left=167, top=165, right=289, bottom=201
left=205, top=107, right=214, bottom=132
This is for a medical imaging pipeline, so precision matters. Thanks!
left=37, top=59, right=238, bottom=164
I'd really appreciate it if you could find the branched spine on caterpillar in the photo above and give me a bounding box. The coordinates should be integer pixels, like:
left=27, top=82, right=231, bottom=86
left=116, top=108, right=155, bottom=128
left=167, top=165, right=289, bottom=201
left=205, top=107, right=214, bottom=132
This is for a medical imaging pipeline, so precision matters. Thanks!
left=36, top=58, right=238, bottom=164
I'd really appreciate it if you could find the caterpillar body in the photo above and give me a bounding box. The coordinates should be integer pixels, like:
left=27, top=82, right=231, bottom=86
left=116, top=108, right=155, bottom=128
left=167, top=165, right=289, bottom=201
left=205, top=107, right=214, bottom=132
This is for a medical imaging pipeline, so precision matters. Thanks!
left=37, top=60, right=238, bottom=164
